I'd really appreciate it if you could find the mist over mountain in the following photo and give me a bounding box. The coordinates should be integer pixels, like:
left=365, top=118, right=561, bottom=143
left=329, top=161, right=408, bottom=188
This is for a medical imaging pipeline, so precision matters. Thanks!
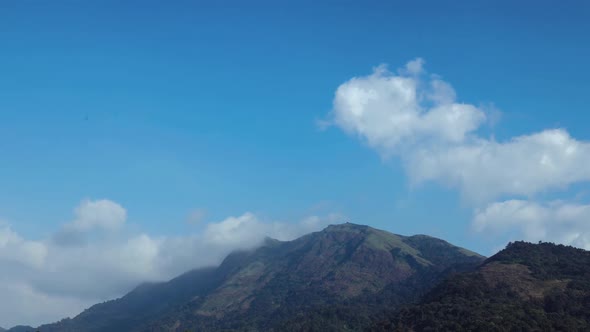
left=11, top=223, right=482, bottom=331
left=5, top=327, right=36, bottom=332
left=7, top=223, right=590, bottom=331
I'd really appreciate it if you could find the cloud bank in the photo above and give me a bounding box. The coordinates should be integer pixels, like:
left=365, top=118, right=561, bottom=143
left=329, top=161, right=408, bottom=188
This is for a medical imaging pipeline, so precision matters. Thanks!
left=474, top=200, right=590, bottom=250
left=328, top=58, right=590, bottom=249
left=0, top=200, right=339, bottom=328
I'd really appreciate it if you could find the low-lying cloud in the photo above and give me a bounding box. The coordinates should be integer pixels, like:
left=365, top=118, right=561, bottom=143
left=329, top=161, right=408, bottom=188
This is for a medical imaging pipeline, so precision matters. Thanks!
left=0, top=199, right=340, bottom=328
left=474, top=200, right=590, bottom=250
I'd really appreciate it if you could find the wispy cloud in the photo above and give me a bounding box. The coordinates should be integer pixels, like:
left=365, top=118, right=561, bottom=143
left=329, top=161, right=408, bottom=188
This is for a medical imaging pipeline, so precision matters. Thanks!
left=186, top=208, right=207, bottom=225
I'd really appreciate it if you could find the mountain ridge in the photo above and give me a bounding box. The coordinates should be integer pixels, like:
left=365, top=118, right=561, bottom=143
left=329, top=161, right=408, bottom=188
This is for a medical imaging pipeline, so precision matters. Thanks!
left=16, top=222, right=484, bottom=332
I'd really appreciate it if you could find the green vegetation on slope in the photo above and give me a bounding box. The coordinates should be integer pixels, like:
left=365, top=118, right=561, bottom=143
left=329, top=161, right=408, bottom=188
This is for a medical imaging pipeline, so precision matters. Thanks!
left=375, top=241, right=590, bottom=332
left=140, top=223, right=484, bottom=331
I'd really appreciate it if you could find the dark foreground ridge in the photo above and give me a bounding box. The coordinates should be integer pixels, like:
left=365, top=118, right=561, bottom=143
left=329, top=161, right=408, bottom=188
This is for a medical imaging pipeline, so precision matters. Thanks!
left=373, top=241, right=590, bottom=331
left=8, top=223, right=484, bottom=331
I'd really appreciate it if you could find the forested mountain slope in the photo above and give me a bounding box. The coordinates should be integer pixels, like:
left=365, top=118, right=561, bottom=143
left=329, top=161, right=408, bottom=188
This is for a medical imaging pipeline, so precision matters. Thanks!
left=374, top=241, right=590, bottom=331
left=23, top=223, right=483, bottom=332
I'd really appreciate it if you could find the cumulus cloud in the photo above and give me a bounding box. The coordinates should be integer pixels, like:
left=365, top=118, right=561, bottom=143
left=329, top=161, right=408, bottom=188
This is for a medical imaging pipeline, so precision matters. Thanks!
left=407, top=129, right=590, bottom=201
left=51, top=199, right=127, bottom=247
left=328, top=59, right=590, bottom=201
left=0, top=226, right=47, bottom=269
left=473, top=200, right=590, bottom=250
left=330, top=60, right=486, bottom=158
left=327, top=58, right=590, bottom=251
left=67, top=199, right=127, bottom=232
left=0, top=200, right=340, bottom=328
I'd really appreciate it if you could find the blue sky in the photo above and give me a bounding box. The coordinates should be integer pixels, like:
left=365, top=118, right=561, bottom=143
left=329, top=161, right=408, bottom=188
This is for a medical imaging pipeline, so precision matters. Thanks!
left=2, top=0, right=590, bottom=248
left=1, top=1, right=590, bottom=326
left=2, top=0, right=590, bottom=245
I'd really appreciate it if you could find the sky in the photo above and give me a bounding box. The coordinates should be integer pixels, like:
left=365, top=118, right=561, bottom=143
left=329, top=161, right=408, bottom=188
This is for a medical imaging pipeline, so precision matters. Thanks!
left=1, top=0, right=590, bottom=328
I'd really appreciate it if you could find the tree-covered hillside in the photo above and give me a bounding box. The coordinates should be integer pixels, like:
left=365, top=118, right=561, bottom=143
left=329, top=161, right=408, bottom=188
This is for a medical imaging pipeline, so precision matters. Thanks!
left=374, top=241, right=590, bottom=331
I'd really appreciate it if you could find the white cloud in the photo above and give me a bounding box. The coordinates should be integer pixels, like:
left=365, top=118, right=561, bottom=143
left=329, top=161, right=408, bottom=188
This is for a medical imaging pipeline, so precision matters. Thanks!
left=473, top=200, right=590, bottom=250
left=330, top=59, right=486, bottom=158
left=203, top=212, right=263, bottom=246
left=0, top=200, right=340, bottom=328
left=407, top=129, right=590, bottom=202
left=203, top=212, right=339, bottom=247
left=328, top=59, right=590, bottom=202
left=0, top=226, right=47, bottom=269
left=0, top=281, right=92, bottom=331
left=327, top=58, right=590, bottom=252
left=66, top=199, right=126, bottom=232
left=403, top=57, right=425, bottom=75
left=52, top=199, right=128, bottom=247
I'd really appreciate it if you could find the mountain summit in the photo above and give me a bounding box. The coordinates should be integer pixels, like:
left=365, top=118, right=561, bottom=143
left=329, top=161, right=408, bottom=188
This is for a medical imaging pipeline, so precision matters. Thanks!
left=22, top=223, right=483, bottom=332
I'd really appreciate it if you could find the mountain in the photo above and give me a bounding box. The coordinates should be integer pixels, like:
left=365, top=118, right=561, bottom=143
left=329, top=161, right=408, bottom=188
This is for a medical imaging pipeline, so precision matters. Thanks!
left=6, top=327, right=35, bottom=332
left=375, top=241, right=590, bottom=331
left=27, top=223, right=483, bottom=332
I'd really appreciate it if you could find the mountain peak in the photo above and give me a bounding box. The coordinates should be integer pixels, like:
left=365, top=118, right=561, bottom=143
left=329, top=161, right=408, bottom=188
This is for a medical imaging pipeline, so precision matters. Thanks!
left=261, top=236, right=281, bottom=246
left=324, top=222, right=372, bottom=232
left=30, top=223, right=485, bottom=332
